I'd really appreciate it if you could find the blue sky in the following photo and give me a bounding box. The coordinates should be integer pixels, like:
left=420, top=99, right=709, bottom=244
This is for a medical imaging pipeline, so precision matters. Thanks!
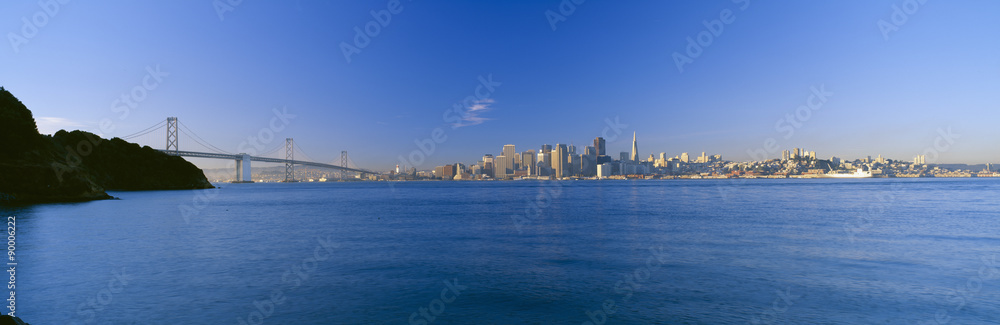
left=2, top=0, right=999, bottom=170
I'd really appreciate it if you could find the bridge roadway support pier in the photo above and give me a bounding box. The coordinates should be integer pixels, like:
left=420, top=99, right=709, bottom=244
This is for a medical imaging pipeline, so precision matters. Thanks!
left=233, top=153, right=254, bottom=183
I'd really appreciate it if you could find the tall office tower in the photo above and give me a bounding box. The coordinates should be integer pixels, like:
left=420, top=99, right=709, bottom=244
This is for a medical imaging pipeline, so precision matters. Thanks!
left=540, top=148, right=552, bottom=176
left=503, top=144, right=516, bottom=174
left=648, top=154, right=655, bottom=162
left=620, top=152, right=629, bottom=161
left=482, top=154, right=494, bottom=178
left=514, top=153, right=521, bottom=170
left=659, top=152, right=667, bottom=161
left=681, top=152, right=690, bottom=163
left=782, top=150, right=790, bottom=161
left=495, top=155, right=509, bottom=179
left=698, top=152, right=707, bottom=163
left=570, top=154, right=582, bottom=176
left=793, top=148, right=801, bottom=159
left=568, top=144, right=577, bottom=155
left=521, top=150, right=537, bottom=176
left=630, top=132, right=639, bottom=162
left=584, top=146, right=596, bottom=157
left=583, top=153, right=597, bottom=176
left=594, top=137, right=606, bottom=156
left=809, top=151, right=816, bottom=160
left=554, top=144, right=568, bottom=178
left=540, top=144, right=552, bottom=154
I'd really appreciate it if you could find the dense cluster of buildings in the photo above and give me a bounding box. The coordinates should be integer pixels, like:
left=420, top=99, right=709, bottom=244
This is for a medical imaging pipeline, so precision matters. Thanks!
left=387, top=133, right=999, bottom=180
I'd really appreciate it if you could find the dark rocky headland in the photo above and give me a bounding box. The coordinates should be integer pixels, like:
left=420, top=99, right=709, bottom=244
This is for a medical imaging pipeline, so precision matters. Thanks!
left=0, top=87, right=213, bottom=204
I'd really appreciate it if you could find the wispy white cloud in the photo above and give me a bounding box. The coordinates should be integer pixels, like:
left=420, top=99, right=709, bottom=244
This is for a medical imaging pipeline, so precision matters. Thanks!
left=35, top=117, right=87, bottom=135
left=452, top=98, right=495, bottom=128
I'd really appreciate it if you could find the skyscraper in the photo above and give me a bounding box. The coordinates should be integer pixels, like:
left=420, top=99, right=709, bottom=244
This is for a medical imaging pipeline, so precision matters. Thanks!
left=502, top=144, right=515, bottom=176
left=495, top=155, right=509, bottom=179
left=482, top=154, right=494, bottom=178
left=681, top=152, right=689, bottom=163
left=521, top=150, right=536, bottom=176
left=630, top=132, right=638, bottom=162
left=568, top=144, right=577, bottom=155
left=540, top=144, right=552, bottom=176
left=594, top=137, right=605, bottom=156
left=554, top=144, right=568, bottom=178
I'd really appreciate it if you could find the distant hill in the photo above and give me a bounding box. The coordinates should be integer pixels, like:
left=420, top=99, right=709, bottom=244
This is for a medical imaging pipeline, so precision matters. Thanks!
left=0, top=87, right=213, bottom=204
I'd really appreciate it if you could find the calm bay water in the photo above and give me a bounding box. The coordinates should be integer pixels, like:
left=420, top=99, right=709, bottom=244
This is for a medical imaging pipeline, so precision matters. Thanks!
left=8, top=178, right=1000, bottom=324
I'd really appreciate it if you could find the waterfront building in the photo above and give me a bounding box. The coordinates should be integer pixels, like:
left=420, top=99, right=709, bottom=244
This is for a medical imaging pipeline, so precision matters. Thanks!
left=554, top=144, right=568, bottom=178
left=503, top=144, right=516, bottom=174
left=597, top=162, right=613, bottom=178
left=495, top=155, right=509, bottom=179
left=482, top=154, right=494, bottom=178
left=521, top=150, right=537, bottom=176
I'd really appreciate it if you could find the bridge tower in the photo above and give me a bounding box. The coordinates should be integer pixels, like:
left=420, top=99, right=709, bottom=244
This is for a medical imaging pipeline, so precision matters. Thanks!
left=166, top=117, right=178, bottom=152
left=341, top=151, right=348, bottom=179
left=285, top=138, right=295, bottom=182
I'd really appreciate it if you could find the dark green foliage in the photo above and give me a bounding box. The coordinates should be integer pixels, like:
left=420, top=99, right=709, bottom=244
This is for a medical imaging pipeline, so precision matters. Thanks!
left=0, top=86, right=41, bottom=158
left=0, top=87, right=213, bottom=204
left=51, top=131, right=213, bottom=190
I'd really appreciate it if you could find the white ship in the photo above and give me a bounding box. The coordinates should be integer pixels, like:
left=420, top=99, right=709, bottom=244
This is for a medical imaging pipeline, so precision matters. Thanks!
left=819, top=168, right=872, bottom=178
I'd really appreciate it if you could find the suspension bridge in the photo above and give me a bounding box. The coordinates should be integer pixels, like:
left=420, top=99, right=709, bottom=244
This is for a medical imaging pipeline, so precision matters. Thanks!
left=119, top=117, right=374, bottom=183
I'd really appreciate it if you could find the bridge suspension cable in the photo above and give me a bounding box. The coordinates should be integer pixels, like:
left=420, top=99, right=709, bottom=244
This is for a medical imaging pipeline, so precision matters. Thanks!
left=292, top=143, right=322, bottom=163
left=257, top=143, right=284, bottom=158
left=178, top=121, right=233, bottom=154
left=121, top=120, right=167, bottom=140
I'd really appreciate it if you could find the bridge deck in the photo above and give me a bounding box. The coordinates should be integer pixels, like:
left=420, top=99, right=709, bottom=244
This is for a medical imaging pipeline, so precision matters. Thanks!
left=159, top=150, right=371, bottom=174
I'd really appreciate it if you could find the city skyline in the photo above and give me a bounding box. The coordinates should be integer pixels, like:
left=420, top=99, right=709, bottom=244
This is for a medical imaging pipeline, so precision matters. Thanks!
left=416, top=132, right=985, bottom=176
left=3, top=1, right=999, bottom=170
